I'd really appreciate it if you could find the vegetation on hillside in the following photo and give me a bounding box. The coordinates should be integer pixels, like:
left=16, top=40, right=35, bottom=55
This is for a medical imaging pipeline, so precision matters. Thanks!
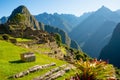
left=0, top=40, right=75, bottom=80
left=66, top=59, right=116, bottom=80
left=54, top=33, right=62, bottom=46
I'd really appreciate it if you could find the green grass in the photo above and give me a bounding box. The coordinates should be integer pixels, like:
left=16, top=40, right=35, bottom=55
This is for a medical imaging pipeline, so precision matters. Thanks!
left=16, top=38, right=32, bottom=42
left=60, top=46, right=67, bottom=55
left=0, top=40, right=74, bottom=80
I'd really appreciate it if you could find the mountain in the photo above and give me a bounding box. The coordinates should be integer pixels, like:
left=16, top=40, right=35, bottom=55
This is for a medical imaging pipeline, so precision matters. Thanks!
left=7, top=5, right=40, bottom=30
left=82, top=21, right=117, bottom=57
left=77, top=12, right=92, bottom=25
left=44, top=25, right=80, bottom=49
left=0, top=12, right=92, bottom=33
left=0, top=5, right=80, bottom=49
left=35, top=13, right=80, bottom=33
left=70, top=6, right=120, bottom=57
left=44, top=25, right=71, bottom=46
left=115, top=10, right=120, bottom=15
left=0, top=24, right=10, bottom=34
left=99, top=23, right=120, bottom=68
left=0, top=16, right=8, bottom=24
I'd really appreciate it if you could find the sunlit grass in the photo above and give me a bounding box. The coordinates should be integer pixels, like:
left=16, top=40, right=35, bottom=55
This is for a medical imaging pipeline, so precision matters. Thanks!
left=60, top=46, right=67, bottom=55
left=0, top=40, right=74, bottom=80
left=16, top=38, right=32, bottom=42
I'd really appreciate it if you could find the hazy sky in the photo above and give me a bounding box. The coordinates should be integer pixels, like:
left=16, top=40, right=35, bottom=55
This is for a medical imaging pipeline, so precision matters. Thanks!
left=0, top=0, right=120, bottom=18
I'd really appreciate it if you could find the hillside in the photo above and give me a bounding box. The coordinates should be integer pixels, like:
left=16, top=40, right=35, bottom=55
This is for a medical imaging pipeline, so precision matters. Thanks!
left=0, top=39, right=76, bottom=80
left=82, top=21, right=116, bottom=57
left=99, top=23, right=120, bottom=68
left=44, top=25, right=80, bottom=49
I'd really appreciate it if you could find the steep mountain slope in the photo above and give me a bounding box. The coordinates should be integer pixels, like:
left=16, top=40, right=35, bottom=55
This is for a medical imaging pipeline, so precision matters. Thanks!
left=44, top=25, right=80, bottom=49
left=7, top=5, right=40, bottom=30
left=82, top=21, right=117, bottom=57
left=70, top=6, right=120, bottom=57
left=99, top=23, right=120, bottom=68
left=44, top=25, right=71, bottom=46
left=116, top=10, right=120, bottom=15
left=77, top=12, right=92, bottom=25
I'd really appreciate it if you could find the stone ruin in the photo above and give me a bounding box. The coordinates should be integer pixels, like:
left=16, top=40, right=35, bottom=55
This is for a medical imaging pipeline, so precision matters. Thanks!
left=20, top=52, right=36, bottom=62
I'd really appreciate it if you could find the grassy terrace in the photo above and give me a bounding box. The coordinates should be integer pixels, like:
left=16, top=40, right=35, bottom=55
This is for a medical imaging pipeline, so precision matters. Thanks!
left=16, top=38, right=32, bottom=42
left=0, top=40, right=75, bottom=80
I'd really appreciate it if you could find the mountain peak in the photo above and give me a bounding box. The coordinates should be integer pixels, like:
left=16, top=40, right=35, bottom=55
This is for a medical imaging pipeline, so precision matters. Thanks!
left=97, top=6, right=112, bottom=13
left=101, top=5, right=107, bottom=9
left=7, top=5, right=40, bottom=30
left=11, top=5, right=30, bottom=15
left=95, top=6, right=112, bottom=15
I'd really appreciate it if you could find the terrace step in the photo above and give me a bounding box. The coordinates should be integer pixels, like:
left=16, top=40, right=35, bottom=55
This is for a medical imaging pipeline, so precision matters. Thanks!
left=33, top=64, right=72, bottom=80
left=9, top=63, right=56, bottom=79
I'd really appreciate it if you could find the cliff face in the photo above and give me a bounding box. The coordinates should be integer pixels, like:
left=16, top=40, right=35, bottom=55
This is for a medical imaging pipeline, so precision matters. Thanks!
left=99, top=23, right=120, bottom=68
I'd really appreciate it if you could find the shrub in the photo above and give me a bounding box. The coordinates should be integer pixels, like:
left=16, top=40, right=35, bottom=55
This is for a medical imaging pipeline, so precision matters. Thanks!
left=54, top=33, right=62, bottom=46
left=2, top=34, right=9, bottom=40
left=74, top=59, right=116, bottom=80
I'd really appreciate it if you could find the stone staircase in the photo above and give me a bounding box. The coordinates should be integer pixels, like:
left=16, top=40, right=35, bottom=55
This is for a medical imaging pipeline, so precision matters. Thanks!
left=9, top=63, right=74, bottom=80
left=9, top=63, right=56, bottom=78
left=33, top=64, right=71, bottom=80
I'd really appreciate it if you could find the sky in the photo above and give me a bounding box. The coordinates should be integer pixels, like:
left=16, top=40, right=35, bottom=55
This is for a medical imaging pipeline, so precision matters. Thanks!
left=0, top=0, right=120, bottom=18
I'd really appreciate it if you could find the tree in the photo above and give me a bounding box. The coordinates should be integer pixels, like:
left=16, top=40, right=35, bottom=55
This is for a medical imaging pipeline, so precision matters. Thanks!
left=55, top=33, right=62, bottom=46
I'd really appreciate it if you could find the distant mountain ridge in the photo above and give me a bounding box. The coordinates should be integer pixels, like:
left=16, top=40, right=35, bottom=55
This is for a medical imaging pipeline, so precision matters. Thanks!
left=35, top=13, right=80, bottom=33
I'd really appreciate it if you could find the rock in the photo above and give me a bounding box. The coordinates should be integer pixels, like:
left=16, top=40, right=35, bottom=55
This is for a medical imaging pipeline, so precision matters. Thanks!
left=14, top=72, right=24, bottom=78
left=23, top=70, right=29, bottom=75
left=28, top=65, right=42, bottom=73
left=48, top=70, right=65, bottom=80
